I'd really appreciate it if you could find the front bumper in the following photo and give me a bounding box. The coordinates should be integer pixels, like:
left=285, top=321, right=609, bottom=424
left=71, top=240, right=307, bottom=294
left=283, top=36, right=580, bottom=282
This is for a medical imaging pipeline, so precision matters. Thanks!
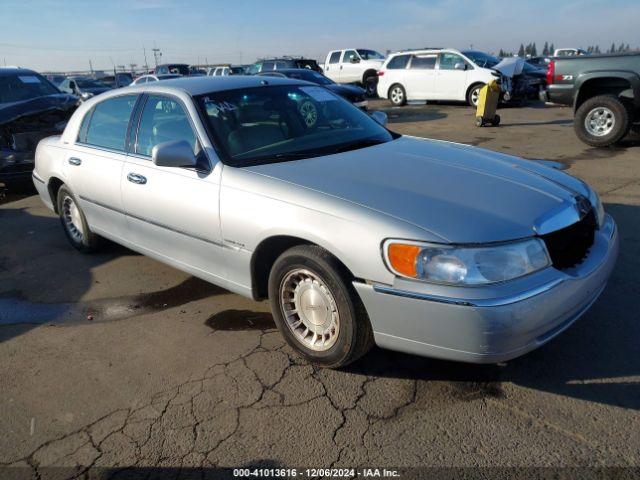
left=354, top=214, right=619, bottom=363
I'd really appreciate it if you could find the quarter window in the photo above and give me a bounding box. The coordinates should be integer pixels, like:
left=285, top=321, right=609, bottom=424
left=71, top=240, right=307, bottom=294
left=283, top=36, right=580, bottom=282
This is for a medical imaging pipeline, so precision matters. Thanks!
left=83, top=95, right=137, bottom=151
left=410, top=55, right=436, bottom=69
left=135, top=95, right=197, bottom=157
left=386, top=55, right=410, bottom=69
left=328, top=51, right=341, bottom=64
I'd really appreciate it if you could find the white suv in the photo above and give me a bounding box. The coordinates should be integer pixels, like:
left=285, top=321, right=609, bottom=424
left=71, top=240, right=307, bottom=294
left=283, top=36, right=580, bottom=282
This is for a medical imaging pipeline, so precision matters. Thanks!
left=377, top=48, right=499, bottom=107
left=323, top=49, right=385, bottom=95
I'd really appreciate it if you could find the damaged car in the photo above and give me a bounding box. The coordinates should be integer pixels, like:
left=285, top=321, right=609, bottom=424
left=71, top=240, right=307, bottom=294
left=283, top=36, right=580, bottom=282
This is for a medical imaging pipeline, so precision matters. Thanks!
left=1, top=67, right=78, bottom=190
left=493, top=57, right=547, bottom=104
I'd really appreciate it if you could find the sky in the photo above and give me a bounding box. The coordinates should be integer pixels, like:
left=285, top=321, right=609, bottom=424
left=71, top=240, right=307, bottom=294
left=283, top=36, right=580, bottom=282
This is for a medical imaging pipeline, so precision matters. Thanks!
left=0, top=0, right=639, bottom=72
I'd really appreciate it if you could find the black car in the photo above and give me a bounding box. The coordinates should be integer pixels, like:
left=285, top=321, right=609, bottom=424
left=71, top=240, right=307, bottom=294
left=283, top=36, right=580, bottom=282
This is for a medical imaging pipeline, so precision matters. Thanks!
left=58, top=76, right=111, bottom=101
left=155, top=64, right=191, bottom=75
left=100, top=72, right=134, bottom=88
left=248, top=57, right=322, bottom=75
left=1, top=68, right=78, bottom=190
left=257, top=69, right=368, bottom=109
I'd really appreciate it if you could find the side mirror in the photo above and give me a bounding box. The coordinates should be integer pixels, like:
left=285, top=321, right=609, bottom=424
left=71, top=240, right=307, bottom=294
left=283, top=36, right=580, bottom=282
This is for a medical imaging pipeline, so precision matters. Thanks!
left=350, top=57, right=360, bottom=64
left=370, top=111, right=388, bottom=127
left=454, top=62, right=466, bottom=71
left=152, top=140, right=197, bottom=168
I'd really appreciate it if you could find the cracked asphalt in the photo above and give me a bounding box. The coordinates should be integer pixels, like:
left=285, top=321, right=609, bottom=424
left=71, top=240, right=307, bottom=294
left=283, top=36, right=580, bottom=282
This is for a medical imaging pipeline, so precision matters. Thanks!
left=1, top=101, right=639, bottom=478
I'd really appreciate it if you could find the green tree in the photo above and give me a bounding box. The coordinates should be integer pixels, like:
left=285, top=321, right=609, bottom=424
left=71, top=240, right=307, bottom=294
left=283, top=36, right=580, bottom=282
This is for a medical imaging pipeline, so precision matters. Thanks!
left=594, top=45, right=601, bottom=54
left=618, top=42, right=625, bottom=52
left=518, top=43, right=525, bottom=57
left=531, top=42, right=538, bottom=56
left=549, top=43, right=555, bottom=55
left=609, top=43, right=616, bottom=53
left=542, top=41, right=549, bottom=56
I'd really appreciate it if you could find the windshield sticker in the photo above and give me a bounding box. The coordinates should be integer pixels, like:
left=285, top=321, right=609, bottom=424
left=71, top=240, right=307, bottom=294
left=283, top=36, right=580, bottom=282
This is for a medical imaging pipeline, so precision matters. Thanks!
left=203, top=99, right=237, bottom=117
left=18, top=76, right=42, bottom=84
left=300, top=86, right=337, bottom=102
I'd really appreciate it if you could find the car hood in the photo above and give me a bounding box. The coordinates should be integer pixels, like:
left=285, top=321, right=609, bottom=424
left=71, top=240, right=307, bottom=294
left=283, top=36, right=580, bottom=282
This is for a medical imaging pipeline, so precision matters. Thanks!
left=245, top=136, right=590, bottom=243
left=0, top=93, right=78, bottom=125
left=82, top=87, right=110, bottom=95
left=326, top=84, right=366, bottom=99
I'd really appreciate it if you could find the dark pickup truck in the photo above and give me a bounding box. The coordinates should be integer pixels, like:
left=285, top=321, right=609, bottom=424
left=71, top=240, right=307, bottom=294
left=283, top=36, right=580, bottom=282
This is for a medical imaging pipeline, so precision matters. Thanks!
left=545, top=53, right=640, bottom=146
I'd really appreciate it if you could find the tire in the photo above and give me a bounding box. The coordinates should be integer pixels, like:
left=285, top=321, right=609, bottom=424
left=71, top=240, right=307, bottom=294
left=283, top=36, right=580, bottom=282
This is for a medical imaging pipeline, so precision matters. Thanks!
left=388, top=84, right=406, bottom=107
left=363, top=75, right=378, bottom=98
left=56, top=185, right=100, bottom=253
left=467, top=83, right=484, bottom=107
left=268, top=245, right=374, bottom=368
left=492, top=114, right=501, bottom=126
left=574, top=95, right=631, bottom=147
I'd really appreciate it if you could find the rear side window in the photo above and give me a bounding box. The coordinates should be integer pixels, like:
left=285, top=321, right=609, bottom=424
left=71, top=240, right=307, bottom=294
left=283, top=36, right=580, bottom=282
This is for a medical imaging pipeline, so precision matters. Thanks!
left=386, top=55, right=410, bottom=69
left=262, top=62, right=275, bottom=71
left=83, top=95, right=137, bottom=151
left=135, top=95, right=197, bottom=157
left=410, top=55, right=436, bottom=70
left=328, top=51, right=341, bottom=64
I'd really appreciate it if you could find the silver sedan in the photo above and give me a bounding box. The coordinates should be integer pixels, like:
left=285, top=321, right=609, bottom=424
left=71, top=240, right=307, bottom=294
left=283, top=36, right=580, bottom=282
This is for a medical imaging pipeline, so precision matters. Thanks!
left=32, top=76, right=618, bottom=368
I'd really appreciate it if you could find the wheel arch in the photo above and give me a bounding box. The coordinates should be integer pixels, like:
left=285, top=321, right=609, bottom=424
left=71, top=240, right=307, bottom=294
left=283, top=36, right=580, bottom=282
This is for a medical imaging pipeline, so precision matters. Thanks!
left=250, top=234, right=357, bottom=301
left=574, top=74, right=638, bottom=111
left=362, top=69, right=378, bottom=84
left=466, top=82, right=485, bottom=100
left=47, top=176, right=65, bottom=213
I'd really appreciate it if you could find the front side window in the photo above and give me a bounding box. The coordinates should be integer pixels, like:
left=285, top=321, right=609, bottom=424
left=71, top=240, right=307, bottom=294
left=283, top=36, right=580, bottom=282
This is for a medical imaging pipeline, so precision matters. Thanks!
left=261, top=62, right=275, bottom=71
left=342, top=50, right=359, bottom=63
left=156, top=66, right=168, bottom=74
left=135, top=95, right=197, bottom=157
left=198, top=85, right=396, bottom=167
left=386, top=55, right=410, bottom=70
left=439, top=53, right=465, bottom=70
left=410, top=55, right=436, bottom=70
left=84, top=95, right=137, bottom=151
left=328, top=51, right=341, bottom=64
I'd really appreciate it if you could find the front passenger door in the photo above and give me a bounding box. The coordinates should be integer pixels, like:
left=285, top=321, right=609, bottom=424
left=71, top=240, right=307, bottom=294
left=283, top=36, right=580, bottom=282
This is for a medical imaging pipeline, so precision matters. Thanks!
left=436, top=53, right=469, bottom=100
left=121, top=94, right=226, bottom=279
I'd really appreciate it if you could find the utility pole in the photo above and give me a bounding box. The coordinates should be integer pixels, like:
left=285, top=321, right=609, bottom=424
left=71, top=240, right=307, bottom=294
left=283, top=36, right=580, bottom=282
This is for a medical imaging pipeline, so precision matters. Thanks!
left=152, top=47, right=162, bottom=67
left=129, top=63, right=137, bottom=74
left=89, top=59, right=94, bottom=74
left=143, top=46, right=149, bottom=72
left=109, top=56, right=116, bottom=75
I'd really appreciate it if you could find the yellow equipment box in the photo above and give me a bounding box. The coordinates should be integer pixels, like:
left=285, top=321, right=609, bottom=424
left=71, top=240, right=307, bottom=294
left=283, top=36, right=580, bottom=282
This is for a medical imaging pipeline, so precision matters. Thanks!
left=475, top=79, right=501, bottom=127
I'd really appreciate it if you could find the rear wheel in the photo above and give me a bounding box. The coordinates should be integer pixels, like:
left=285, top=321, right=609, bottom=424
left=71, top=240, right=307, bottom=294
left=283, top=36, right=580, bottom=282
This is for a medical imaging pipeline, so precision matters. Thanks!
left=389, top=84, right=406, bottom=106
left=268, top=245, right=373, bottom=368
left=574, top=95, right=631, bottom=147
left=57, top=185, right=100, bottom=252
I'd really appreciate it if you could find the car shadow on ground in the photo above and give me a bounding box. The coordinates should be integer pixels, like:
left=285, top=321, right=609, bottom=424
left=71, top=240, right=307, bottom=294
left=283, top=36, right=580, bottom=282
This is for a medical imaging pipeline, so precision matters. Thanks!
left=346, top=202, right=640, bottom=411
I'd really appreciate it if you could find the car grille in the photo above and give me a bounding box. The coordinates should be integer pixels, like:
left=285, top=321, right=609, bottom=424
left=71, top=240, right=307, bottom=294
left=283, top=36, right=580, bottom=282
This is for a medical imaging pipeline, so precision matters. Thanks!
left=541, top=209, right=596, bottom=269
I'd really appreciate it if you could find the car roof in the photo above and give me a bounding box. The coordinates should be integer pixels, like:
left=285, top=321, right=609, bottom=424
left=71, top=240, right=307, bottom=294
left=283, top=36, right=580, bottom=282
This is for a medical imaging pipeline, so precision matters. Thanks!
left=0, top=67, right=39, bottom=77
left=121, top=75, right=307, bottom=96
left=260, top=68, right=319, bottom=74
left=391, top=47, right=455, bottom=56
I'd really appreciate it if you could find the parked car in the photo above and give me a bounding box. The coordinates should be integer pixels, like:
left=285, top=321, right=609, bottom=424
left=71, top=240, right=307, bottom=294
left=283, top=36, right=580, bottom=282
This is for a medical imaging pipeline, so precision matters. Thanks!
left=0, top=67, right=77, bottom=190
left=45, top=74, right=66, bottom=86
left=131, top=74, right=182, bottom=85
left=377, top=48, right=499, bottom=107
left=207, top=65, right=246, bottom=76
left=155, top=64, right=191, bottom=75
left=554, top=48, right=589, bottom=57
left=101, top=72, right=134, bottom=89
left=544, top=53, right=640, bottom=146
left=32, top=76, right=618, bottom=368
left=257, top=68, right=368, bottom=109
left=323, top=49, right=385, bottom=96
left=526, top=56, right=552, bottom=70
left=58, top=76, right=111, bottom=101
left=246, top=57, right=322, bottom=75
left=493, top=57, right=547, bottom=103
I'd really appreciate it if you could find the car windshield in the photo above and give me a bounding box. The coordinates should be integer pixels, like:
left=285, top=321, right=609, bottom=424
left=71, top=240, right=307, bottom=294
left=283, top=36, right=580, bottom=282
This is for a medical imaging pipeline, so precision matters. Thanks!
left=0, top=73, right=60, bottom=104
left=75, top=78, right=107, bottom=88
left=198, top=85, right=395, bottom=167
left=285, top=70, right=333, bottom=85
left=462, top=51, right=500, bottom=68
left=357, top=49, right=385, bottom=60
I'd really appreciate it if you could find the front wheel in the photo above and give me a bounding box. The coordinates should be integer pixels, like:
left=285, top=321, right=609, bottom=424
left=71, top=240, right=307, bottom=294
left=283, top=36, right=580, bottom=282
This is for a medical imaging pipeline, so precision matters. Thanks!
left=467, top=83, right=484, bottom=107
left=57, top=185, right=100, bottom=252
left=268, top=245, right=373, bottom=368
left=574, top=95, right=631, bottom=147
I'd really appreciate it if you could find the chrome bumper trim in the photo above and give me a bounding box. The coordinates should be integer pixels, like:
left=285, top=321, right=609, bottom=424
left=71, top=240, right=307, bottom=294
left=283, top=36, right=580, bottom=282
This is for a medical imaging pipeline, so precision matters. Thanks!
left=32, top=172, right=45, bottom=184
left=372, top=278, right=564, bottom=308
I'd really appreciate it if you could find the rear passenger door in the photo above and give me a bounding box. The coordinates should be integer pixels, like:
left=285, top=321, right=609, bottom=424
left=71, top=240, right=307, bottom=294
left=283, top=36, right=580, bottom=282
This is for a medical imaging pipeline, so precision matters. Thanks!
left=404, top=54, right=437, bottom=100
left=121, top=94, right=226, bottom=278
left=64, top=94, right=139, bottom=240
left=324, top=51, right=342, bottom=82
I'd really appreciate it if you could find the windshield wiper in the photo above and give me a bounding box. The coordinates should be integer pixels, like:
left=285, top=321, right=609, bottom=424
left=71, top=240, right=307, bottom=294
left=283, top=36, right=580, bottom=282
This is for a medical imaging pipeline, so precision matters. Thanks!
left=330, top=138, right=386, bottom=154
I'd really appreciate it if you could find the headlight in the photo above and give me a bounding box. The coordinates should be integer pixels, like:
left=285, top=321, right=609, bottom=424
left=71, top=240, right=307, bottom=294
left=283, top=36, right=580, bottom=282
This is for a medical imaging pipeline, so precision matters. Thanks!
left=383, top=238, right=551, bottom=285
left=588, top=188, right=605, bottom=228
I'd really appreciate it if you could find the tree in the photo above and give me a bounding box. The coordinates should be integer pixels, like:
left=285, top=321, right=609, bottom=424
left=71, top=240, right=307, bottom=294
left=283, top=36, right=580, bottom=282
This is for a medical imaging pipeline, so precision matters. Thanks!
left=626, top=44, right=631, bottom=52
left=595, top=45, right=601, bottom=54
left=518, top=44, right=525, bottom=57
left=609, top=43, right=616, bottom=53
left=618, top=42, right=625, bottom=52
left=542, top=41, right=549, bottom=56
left=531, top=42, right=537, bottom=56
left=549, top=43, right=555, bottom=55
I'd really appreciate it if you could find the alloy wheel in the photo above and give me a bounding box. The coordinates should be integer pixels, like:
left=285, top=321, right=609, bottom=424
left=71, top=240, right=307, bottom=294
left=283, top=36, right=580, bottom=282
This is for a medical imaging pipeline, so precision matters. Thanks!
left=584, top=107, right=616, bottom=137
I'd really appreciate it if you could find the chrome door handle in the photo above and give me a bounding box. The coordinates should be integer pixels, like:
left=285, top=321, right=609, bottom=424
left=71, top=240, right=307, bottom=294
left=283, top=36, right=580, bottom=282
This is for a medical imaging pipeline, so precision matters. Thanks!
left=68, top=157, right=82, bottom=166
left=127, top=173, right=147, bottom=185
